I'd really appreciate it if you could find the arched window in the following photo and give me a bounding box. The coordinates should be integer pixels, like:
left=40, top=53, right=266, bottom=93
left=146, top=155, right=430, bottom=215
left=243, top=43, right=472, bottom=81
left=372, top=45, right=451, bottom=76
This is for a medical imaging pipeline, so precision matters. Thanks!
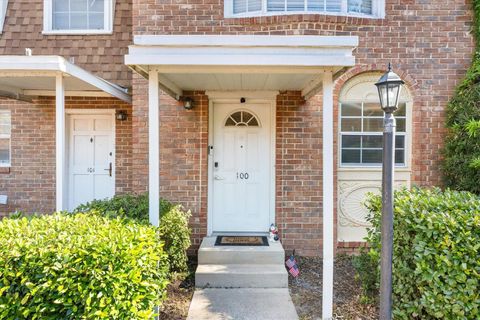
left=225, top=110, right=260, bottom=127
left=339, top=73, right=411, bottom=167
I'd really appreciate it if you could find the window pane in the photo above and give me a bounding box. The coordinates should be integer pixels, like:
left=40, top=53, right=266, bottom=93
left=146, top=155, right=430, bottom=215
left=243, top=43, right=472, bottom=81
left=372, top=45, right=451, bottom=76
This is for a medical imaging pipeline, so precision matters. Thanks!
left=89, top=12, right=104, bottom=29
left=395, top=135, right=405, bottom=149
left=341, top=118, right=361, bottom=132
left=267, top=0, right=285, bottom=11
left=307, top=0, right=323, bottom=11
left=234, top=0, right=247, bottom=13
left=348, top=0, right=372, bottom=14
left=53, top=13, right=69, bottom=29
left=249, top=0, right=262, bottom=11
left=71, top=13, right=88, bottom=29
left=362, top=149, right=382, bottom=163
left=342, top=149, right=360, bottom=164
left=397, top=118, right=406, bottom=132
left=395, top=150, right=405, bottom=164
left=0, top=138, right=9, bottom=164
left=362, top=135, right=382, bottom=148
left=363, top=117, right=383, bottom=132
left=341, top=102, right=362, bottom=116
left=325, top=0, right=341, bottom=12
left=90, top=0, right=104, bottom=12
left=71, top=0, right=88, bottom=11
left=396, top=102, right=406, bottom=116
left=287, top=0, right=304, bottom=11
left=53, top=0, right=69, bottom=12
left=342, top=135, right=361, bottom=148
left=363, top=103, right=383, bottom=117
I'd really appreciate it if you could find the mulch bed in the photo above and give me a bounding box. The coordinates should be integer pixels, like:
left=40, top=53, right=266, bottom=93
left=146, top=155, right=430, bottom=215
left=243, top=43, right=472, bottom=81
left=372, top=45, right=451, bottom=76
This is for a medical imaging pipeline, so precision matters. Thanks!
left=289, top=255, right=378, bottom=320
left=158, top=259, right=196, bottom=320
left=160, top=255, right=377, bottom=320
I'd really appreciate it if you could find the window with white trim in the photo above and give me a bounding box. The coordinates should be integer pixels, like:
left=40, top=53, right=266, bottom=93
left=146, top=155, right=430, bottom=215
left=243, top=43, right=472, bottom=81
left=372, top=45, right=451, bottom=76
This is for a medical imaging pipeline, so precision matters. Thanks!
left=0, top=0, right=8, bottom=34
left=0, top=110, right=11, bottom=167
left=340, top=102, right=406, bottom=166
left=226, top=0, right=384, bottom=18
left=43, top=0, right=115, bottom=34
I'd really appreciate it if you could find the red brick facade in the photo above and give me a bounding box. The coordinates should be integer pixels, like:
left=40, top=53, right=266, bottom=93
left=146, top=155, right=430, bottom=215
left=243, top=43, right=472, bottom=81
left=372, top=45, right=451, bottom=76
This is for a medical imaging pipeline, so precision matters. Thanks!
left=0, top=0, right=475, bottom=255
left=0, top=97, right=132, bottom=216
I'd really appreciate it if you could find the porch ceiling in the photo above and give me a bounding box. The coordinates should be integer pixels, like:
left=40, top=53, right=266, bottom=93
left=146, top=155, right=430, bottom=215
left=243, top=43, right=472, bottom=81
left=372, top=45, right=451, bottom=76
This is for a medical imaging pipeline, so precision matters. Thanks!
left=125, top=35, right=359, bottom=100
left=0, top=56, right=131, bottom=103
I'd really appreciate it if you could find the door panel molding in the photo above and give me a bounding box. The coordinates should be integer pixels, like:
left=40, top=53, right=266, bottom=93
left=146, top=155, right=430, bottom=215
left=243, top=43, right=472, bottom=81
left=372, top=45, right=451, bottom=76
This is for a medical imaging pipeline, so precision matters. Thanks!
left=207, top=95, right=276, bottom=235
left=66, top=109, right=115, bottom=211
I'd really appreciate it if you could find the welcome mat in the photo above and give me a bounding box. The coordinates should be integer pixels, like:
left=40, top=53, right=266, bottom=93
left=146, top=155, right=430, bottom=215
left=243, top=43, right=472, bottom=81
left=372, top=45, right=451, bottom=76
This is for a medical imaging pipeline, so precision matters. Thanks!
left=215, top=236, right=269, bottom=246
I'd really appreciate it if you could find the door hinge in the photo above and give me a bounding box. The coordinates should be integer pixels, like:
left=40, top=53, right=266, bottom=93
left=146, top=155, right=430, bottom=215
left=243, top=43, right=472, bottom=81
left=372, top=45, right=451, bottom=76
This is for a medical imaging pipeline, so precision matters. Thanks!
left=208, top=145, right=213, bottom=155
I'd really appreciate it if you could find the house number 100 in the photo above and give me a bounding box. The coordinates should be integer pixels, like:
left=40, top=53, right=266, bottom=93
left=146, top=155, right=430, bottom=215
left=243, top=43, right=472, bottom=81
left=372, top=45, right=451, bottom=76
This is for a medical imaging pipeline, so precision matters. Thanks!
left=237, top=173, right=249, bottom=180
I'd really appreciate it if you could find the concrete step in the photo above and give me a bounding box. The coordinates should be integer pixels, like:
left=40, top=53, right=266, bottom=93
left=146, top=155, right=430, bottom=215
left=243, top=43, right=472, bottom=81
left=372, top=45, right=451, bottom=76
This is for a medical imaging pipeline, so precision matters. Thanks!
left=195, top=264, right=288, bottom=288
left=198, top=236, right=285, bottom=265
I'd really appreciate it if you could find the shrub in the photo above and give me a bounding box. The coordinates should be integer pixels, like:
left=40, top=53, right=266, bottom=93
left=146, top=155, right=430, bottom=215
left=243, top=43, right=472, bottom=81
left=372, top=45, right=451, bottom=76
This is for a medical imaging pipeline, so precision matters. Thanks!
left=75, top=194, right=191, bottom=273
left=352, top=249, right=379, bottom=303
left=0, top=212, right=169, bottom=319
left=442, top=0, right=480, bottom=194
left=360, top=188, right=480, bottom=319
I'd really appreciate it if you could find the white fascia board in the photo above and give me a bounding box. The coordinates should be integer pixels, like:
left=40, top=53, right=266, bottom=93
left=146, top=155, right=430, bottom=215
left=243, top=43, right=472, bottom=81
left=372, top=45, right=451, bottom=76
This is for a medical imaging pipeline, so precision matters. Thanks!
left=133, top=35, right=359, bottom=48
left=0, top=56, right=131, bottom=103
left=125, top=47, right=356, bottom=69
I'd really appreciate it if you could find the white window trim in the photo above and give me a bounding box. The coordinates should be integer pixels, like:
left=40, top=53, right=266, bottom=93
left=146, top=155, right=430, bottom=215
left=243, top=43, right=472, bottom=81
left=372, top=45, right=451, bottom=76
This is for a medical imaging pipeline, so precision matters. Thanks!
left=0, top=0, right=8, bottom=34
left=224, top=0, right=385, bottom=19
left=0, top=110, right=11, bottom=168
left=43, top=0, right=115, bottom=35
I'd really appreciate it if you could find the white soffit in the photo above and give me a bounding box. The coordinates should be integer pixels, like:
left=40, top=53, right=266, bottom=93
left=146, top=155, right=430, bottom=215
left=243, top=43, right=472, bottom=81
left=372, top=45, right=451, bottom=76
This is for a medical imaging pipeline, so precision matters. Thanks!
left=0, top=55, right=131, bottom=103
left=125, top=35, right=359, bottom=99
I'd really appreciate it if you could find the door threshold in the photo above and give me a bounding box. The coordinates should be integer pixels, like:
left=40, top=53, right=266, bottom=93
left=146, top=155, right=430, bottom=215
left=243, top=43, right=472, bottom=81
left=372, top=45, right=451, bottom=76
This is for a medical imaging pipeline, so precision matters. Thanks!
left=211, top=231, right=269, bottom=237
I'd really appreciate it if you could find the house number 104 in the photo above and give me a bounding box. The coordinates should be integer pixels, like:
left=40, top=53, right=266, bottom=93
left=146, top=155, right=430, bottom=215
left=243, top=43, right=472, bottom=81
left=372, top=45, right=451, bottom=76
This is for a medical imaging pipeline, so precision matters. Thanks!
left=237, top=172, right=249, bottom=180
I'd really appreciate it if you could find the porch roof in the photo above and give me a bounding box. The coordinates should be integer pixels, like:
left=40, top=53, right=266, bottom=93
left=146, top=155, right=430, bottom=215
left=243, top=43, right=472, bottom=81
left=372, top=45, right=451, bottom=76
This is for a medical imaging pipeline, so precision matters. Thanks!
left=0, top=55, right=131, bottom=103
left=125, top=35, right=359, bottom=100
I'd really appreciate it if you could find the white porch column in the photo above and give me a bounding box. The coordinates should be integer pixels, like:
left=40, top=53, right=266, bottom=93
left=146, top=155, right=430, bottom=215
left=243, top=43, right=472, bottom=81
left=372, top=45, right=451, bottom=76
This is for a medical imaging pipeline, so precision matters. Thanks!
left=322, top=71, right=334, bottom=319
left=148, top=70, right=160, bottom=227
left=55, top=74, right=65, bottom=212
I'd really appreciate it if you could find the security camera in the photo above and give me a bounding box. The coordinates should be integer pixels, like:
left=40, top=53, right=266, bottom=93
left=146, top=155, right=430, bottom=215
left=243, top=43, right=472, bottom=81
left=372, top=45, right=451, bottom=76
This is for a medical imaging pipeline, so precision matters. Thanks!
left=240, top=97, right=246, bottom=103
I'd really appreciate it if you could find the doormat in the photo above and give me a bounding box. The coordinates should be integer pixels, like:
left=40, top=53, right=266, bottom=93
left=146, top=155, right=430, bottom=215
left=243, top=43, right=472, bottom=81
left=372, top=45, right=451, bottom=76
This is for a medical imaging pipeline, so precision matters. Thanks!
left=215, top=236, right=269, bottom=246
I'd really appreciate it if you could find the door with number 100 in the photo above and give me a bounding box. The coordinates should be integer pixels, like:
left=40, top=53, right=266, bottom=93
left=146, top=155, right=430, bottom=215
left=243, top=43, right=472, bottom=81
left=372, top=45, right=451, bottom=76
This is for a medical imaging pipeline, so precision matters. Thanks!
left=212, top=103, right=272, bottom=232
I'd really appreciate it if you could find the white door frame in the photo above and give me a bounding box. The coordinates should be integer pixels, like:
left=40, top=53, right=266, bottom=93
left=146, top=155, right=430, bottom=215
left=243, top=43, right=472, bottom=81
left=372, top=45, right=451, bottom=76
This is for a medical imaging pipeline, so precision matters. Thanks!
left=206, top=91, right=277, bottom=235
left=65, top=109, right=116, bottom=211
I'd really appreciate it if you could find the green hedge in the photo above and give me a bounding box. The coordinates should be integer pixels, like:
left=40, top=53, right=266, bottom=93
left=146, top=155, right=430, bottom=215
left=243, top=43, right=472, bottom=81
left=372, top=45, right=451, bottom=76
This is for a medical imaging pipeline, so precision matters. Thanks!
left=443, top=0, right=480, bottom=194
left=0, top=212, right=169, bottom=319
left=75, top=193, right=191, bottom=273
left=359, top=188, right=480, bottom=319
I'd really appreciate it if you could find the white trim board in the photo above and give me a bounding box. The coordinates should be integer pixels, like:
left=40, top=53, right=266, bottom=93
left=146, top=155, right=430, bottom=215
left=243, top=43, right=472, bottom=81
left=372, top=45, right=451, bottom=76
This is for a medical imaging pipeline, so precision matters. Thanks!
left=0, top=56, right=131, bottom=103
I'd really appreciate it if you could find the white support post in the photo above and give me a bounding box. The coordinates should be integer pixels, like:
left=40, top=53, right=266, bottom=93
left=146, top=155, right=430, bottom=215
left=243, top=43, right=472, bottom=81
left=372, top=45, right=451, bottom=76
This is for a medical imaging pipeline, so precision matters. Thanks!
left=322, top=71, right=334, bottom=320
left=148, top=70, right=160, bottom=227
left=55, top=74, right=65, bottom=212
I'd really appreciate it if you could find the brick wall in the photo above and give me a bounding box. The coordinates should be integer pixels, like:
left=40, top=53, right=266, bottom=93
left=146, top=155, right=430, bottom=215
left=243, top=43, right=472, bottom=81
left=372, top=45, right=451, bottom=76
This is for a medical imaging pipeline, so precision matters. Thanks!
left=129, top=0, right=474, bottom=255
left=131, top=79, right=209, bottom=252
left=0, top=0, right=132, bottom=87
left=0, top=96, right=132, bottom=216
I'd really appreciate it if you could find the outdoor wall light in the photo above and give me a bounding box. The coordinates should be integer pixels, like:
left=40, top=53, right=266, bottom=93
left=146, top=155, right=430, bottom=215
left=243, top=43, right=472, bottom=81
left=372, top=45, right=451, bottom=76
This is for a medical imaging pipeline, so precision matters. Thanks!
left=116, top=110, right=128, bottom=121
left=375, top=63, right=405, bottom=113
left=182, top=97, right=194, bottom=110
left=375, top=63, right=405, bottom=320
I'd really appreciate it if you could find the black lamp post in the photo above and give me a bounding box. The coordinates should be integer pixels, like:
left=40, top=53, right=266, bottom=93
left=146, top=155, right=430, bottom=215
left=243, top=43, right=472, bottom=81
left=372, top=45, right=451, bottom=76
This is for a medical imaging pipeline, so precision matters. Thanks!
left=375, top=63, right=405, bottom=320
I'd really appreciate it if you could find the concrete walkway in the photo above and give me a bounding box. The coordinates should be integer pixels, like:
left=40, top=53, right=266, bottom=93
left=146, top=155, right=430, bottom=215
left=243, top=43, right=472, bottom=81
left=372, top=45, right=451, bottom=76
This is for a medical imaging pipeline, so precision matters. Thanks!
left=187, top=288, right=299, bottom=320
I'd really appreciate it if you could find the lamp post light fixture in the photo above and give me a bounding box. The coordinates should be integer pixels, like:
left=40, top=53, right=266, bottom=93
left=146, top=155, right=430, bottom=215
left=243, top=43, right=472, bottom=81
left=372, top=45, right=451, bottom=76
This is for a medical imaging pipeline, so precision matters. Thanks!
left=375, top=63, right=405, bottom=320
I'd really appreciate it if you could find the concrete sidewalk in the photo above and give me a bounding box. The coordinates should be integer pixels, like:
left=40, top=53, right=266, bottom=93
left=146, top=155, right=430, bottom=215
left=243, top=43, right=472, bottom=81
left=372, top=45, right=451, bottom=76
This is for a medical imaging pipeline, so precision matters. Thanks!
left=186, top=288, right=299, bottom=320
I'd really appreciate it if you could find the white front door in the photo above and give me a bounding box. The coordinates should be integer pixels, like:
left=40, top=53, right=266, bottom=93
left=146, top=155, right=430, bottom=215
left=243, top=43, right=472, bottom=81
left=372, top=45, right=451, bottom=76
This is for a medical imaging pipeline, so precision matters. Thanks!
left=67, top=113, right=115, bottom=211
left=212, top=103, right=272, bottom=232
